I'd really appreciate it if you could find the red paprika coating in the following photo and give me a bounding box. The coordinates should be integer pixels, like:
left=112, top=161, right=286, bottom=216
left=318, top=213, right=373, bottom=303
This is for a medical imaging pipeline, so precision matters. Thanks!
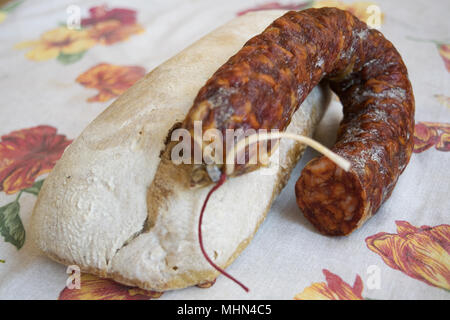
left=182, top=8, right=415, bottom=235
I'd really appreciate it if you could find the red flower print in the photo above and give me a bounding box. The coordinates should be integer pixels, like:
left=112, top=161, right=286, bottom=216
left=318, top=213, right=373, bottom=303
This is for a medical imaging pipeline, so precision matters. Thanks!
left=237, top=1, right=311, bottom=16
left=438, top=44, right=450, bottom=72
left=413, top=122, right=450, bottom=153
left=294, top=269, right=364, bottom=300
left=87, top=20, right=144, bottom=45
left=0, top=126, right=72, bottom=194
left=414, top=122, right=439, bottom=153
left=59, top=273, right=163, bottom=300
left=76, top=63, right=146, bottom=102
left=81, top=5, right=137, bottom=26
left=16, top=5, right=144, bottom=64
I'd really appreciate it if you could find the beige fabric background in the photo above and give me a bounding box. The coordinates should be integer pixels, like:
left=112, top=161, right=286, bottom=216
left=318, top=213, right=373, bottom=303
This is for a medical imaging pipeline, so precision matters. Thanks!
left=0, top=0, right=448, bottom=299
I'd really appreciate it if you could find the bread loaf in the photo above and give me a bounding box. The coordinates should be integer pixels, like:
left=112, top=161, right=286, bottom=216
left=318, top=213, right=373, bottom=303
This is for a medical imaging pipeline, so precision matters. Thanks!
left=31, top=10, right=330, bottom=291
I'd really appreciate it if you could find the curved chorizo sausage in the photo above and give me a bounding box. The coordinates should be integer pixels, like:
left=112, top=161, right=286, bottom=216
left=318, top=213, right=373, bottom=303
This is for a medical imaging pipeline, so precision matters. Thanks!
left=181, top=7, right=415, bottom=235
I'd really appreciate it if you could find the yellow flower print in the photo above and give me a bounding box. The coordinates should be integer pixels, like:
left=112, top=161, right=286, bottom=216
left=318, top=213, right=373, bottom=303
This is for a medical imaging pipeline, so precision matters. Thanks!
left=76, top=63, right=146, bottom=102
left=0, top=11, right=7, bottom=24
left=16, top=27, right=96, bottom=61
left=366, top=221, right=450, bottom=290
left=435, top=95, right=450, bottom=109
left=313, top=0, right=384, bottom=27
left=0, top=0, right=25, bottom=24
left=294, top=269, right=364, bottom=300
left=59, top=273, right=163, bottom=300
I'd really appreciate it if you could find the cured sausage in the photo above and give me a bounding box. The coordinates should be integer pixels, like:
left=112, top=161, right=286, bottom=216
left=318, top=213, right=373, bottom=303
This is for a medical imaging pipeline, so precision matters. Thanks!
left=182, top=7, right=414, bottom=235
left=293, top=12, right=414, bottom=235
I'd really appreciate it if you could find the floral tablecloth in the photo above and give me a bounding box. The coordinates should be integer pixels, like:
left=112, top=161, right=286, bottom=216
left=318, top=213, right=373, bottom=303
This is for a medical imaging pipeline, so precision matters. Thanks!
left=0, top=0, right=449, bottom=300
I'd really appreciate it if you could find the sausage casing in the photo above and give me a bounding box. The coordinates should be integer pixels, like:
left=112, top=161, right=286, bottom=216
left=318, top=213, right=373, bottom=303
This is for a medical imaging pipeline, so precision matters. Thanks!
left=182, top=8, right=415, bottom=235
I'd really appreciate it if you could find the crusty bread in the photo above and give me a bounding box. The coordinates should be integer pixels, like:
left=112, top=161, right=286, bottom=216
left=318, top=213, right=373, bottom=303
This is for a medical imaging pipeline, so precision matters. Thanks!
left=31, top=11, right=330, bottom=291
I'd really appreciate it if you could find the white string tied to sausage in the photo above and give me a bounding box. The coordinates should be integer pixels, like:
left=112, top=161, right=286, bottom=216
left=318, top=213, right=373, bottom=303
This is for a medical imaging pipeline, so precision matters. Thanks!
left=224, top=131, right=351, bottom=176
left=198, top=131, right=351, bottom=293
